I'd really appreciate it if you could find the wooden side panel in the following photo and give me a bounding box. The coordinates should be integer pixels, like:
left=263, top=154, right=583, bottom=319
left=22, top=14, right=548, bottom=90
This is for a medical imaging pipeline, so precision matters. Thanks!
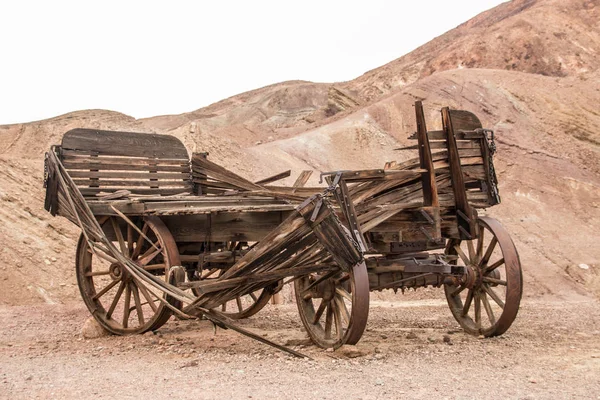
left=61, top=129, right=189, bottom=159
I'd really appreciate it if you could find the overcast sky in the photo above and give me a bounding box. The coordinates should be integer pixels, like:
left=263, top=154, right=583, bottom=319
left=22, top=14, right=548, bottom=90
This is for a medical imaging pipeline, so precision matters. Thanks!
left=0, top=0, right=505, bottom=124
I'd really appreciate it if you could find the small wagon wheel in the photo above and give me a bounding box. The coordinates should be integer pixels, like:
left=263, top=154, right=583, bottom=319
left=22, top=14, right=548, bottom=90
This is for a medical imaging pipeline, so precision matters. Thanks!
left=190, top=241, right=275, bottom=319
left=444, top=217, right=523, bottom=337
left=76, top=216, right=180, bottom=335
left=294, top=261, right=369, bottom=349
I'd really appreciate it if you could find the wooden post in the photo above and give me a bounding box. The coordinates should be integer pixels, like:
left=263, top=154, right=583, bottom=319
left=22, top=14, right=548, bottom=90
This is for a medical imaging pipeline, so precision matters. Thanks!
left=441, top=107, right=476, bottom=240
left=414, top=101, right=438, bottom=207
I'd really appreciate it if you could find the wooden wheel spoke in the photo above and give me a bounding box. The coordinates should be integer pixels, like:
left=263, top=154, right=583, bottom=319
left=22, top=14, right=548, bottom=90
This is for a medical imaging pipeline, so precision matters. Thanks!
left=335, top=287, right=352, bottom=302
left=92, top=278, right=120, bottom=301
left=111, top=217, right=128, bottom=255
left=85, top=270, right=110, bottom=277
left=482, top=284, right=505, bottom=309
left=142, top=263, right=166, bottom=271
left=138, top=247, right=163, bottom=266
left=137, top=282, right=158, bottom=313
left=462, top=289, right=474, bottom=316
left=479, top=237, right=497, bottom=267
left=476, top=229, right=485, bottom=263
left=474, top=291, right=482, bottom=329
left=249, top=292, right=258, bottom=302
left=236, top=296, right=243, bottom=312
left=481, top=292, right=496, bottom=326
left=324, top=303, right=333, bottom=340
left=131, top=223, right=149, bottom=259
left=454, top=245, right=470, bottom=265
left=106, top=280, right=126, bottom=319
left=467, top=240, right=476, bottom=264
left=482, top=276, right=507, bottom=286
left=450, top=285, right=466, bottom=297
left=335, top=296, right=350, bottom=324
left=131, top=283, right=145, bottom=326
left=312, top=299, right=327, bottom=324
left=484, top=258, right=505, bottom=274
left=122, top=284, right=132, bottom=328
left=333, top=302, right=343, bottom=339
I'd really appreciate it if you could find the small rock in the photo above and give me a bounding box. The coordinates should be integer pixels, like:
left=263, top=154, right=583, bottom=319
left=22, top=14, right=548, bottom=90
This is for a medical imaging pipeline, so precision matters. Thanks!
left=375, top=379, right=384, bottom=386
left=578, top=263, right=590, bottom=270
left=338, top=345, right=368, bottom=358
left=443, top=335, right=452, bottom=345
left=406, top=332, right=418, bottom=340
left=50, top=257, right=57, bottom=262
left=44, top=259, right=51, bottom=265
left=179, top=360, right=198, bottom=369
left=380, top=334, right=388, bottom=340
left=255, top=141, right=263, bottom=146
left=427, top=337, right=436, bottom=343
left=81, top=317, right=110, bottom=339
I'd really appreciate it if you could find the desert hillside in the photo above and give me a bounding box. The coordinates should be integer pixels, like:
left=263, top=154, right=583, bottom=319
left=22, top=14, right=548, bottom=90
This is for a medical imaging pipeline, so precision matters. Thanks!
left=0, top=0, right=599, bottom=305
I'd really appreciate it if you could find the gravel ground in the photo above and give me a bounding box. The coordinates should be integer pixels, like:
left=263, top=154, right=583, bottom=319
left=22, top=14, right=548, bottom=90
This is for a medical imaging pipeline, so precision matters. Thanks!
left=1, top=297, right=599, bottom=400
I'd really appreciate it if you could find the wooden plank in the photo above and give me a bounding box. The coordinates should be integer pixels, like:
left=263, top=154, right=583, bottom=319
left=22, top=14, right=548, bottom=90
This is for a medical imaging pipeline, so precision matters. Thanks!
left=338, top=169, right=425, bottom=182
left=254, top=170, right=291, bottom=185
left=192, top=155, right=264, bottom=192
left=63, top=161, right=189, bottom=172
left=415, top=101, right=438, bottom=207
left=72, top=179, right=191, bottom=188
left=61, top=129, right=189, bottom=159
left=67, top=171, right=190, bottom=179
left=62, top=152, right=189, bottom=165
left=442, top=107, right=475, bottom=239
left=80, top=187, right=192, bottom=196
left=293, top=170, right=313, bottom=188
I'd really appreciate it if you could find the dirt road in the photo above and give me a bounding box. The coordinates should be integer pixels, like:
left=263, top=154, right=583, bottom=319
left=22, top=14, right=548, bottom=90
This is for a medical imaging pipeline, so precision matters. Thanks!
left=1, top=298, right=599, bottom=399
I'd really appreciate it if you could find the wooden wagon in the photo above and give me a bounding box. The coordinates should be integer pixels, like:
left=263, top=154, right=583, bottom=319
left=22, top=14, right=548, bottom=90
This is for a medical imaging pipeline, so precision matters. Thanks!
left=43, top=101, right=523, bottom=351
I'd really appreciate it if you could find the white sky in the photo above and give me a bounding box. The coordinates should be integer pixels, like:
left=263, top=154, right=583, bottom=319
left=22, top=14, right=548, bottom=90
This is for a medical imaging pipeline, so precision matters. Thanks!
left=0, top=0, right=505, bottom=124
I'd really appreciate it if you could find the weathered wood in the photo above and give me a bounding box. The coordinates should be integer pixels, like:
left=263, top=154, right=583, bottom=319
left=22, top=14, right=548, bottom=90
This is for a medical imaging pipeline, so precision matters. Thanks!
left=293, top=170, right=313, bottom=188
left=72, top=179, right=192, bottom=188
left=255, top=170, right=291, bottom=185
left=415, top=101, right=438, bottom=207
left=62, top=129, right=189, bottom=159
left=442, top=107, right=475, bottom=239
left=68, top=170, right=189, bottom=180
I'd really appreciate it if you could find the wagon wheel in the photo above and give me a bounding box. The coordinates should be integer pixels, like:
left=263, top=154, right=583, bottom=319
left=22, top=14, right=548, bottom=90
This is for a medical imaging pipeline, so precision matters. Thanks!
left=190, top=241, right=275, bottom=319
left=294, top=261, right=369, bottom=349
left=76, top=216, right=181, bottom=335
left=444, top=217, right=523, bottom=337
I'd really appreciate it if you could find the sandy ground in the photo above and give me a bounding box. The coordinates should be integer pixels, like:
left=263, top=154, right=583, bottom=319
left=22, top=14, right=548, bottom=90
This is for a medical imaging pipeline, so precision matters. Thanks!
left=1, top=297, right=599, bottom=400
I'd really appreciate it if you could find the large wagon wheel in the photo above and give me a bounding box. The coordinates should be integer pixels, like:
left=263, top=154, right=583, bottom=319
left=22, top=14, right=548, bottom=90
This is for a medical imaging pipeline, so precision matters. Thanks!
left=295, top=262, right=369, bottom=349
left=444, top=217, right=523, bottom=337
left=189, top=241, right=275, bottom=319
left=76, top=216, right=180, bottom=335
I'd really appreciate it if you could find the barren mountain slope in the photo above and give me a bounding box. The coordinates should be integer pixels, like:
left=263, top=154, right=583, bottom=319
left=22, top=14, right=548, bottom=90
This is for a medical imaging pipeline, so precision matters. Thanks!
left=344, top=0, right=600, bottom=102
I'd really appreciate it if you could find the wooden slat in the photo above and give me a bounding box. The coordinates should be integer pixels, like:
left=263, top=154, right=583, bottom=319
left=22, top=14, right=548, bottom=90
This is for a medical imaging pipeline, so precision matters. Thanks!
left=61, top=151, right=188, bottom=164
left=255, top=170, right=291, bottom=185
left=293, top=170, right=313, bottom=188
left=415, top=100, right=438, bottom=208
left=72, top=179, right=191, bottom=187
left=61, top=129, right=189, bottom=159
left=80, top=187, right=192, bottom=196
left=63, top=161, right=189, bottom=172
left=192, top=154, right=264, bottom=192
left=66, top=171, right=189, bottom=179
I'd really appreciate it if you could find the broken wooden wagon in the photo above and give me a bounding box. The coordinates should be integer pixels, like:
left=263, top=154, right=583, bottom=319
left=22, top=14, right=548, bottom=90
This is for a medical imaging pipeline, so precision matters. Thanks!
left=43, top=101, right=523, bottom=351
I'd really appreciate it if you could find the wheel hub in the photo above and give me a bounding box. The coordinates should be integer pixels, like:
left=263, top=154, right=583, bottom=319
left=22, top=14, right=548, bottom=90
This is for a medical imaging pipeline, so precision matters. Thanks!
left=109, top=263, right=128, bottom=281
